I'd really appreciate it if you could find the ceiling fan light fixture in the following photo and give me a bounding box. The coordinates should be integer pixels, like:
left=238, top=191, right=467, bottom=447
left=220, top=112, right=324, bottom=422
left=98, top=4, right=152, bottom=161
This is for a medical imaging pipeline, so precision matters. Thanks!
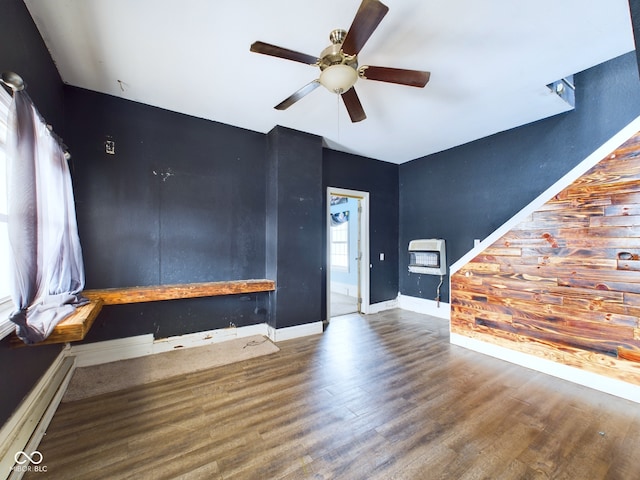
left=319, top=64, right=358, bottom=94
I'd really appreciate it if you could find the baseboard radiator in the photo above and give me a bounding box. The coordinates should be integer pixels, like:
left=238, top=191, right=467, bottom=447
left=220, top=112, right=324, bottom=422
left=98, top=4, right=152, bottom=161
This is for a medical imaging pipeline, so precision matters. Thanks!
left=0, top=352, right=75, bottom=479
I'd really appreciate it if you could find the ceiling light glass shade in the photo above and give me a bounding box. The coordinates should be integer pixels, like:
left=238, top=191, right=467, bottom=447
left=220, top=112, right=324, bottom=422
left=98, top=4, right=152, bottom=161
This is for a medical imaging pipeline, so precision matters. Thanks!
left=319, top=64, right=358, bottom=94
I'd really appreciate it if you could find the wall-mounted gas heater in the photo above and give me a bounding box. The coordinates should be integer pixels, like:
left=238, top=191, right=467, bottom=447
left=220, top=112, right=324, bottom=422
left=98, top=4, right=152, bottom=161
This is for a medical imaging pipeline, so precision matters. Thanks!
left=408, top=239, right=447, bottom=307
left=408, top=239, right=446, bottom=275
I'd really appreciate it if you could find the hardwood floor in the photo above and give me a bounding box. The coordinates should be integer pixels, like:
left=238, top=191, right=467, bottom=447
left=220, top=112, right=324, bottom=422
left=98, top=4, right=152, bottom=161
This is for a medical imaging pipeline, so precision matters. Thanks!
left=27, top=310, right=640, bottom=479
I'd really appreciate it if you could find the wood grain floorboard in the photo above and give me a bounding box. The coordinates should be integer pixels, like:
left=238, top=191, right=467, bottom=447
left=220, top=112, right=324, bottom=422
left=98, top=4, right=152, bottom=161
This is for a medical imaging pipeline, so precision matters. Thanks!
left=26, top=310, right=640, bottom=479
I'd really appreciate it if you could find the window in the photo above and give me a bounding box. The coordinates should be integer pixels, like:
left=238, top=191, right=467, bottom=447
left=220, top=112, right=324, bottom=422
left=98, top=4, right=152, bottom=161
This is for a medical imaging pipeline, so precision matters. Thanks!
left=330, top=220, right=349, bottom=271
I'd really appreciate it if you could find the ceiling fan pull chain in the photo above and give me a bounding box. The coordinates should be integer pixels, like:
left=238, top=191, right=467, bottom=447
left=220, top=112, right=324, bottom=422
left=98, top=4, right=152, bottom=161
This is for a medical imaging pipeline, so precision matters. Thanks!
left=337, top=92, right=341, bottom=141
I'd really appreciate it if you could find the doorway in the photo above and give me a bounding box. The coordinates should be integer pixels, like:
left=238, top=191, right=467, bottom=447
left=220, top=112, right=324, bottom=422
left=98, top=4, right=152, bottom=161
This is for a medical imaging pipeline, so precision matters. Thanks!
left=327, top=187, right=370, bottom=319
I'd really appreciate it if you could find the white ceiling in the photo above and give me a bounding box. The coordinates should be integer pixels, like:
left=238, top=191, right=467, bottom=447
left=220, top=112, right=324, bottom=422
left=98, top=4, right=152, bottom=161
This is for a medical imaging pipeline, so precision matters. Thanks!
left=24, top=0, right=635, bottom=164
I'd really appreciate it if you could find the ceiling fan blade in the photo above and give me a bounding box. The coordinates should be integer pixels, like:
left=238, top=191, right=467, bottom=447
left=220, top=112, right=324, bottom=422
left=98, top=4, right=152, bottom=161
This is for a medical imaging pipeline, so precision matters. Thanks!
left=360, top=66, right=430, bottom=87
left=341, top=87, right=366, bottom=122
left=274, top=80, right=321, bottom=110
left=341, top=0, right=389, bottom=56
left=250, top=41, right=319, bottom=65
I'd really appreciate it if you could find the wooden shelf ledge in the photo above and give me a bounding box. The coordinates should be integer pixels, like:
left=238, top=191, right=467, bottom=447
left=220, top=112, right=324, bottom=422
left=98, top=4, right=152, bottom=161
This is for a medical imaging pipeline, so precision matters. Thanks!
left=10, top=299, right=104, bottom=347
left=11, top=279, right=275, bottom=347
left=82, top=279, right=276, bottom=305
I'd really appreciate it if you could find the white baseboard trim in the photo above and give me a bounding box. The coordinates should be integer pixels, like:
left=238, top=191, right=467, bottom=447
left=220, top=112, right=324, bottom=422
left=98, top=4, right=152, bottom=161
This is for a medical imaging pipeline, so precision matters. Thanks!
left=152, top=324, right=268, bottom=354
left=70, top=321, right=326, bottom=367
left=1, top=350, right=75, bottom=478
left=70, top=334, right=154, bottom=368
left=268, top=321, right=323, bottom=343
left=367, top=298, right=398, bottom=314
left=70, top=324, right=271, bottom=368
left=451, top=333, right=640, bottom=404
left=398, top=294, right=450, bottom=319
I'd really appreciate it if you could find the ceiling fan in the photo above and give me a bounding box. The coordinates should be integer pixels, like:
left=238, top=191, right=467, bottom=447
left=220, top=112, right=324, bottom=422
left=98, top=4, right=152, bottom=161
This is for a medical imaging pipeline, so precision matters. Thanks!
left=250, top=0, right=430, bottom=123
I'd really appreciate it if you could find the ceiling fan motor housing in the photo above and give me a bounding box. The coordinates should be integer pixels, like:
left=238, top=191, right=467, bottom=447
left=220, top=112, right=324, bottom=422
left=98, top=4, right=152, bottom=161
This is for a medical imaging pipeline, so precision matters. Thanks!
left=317, top=29, right=359, bottom=93
left=319, top=29, right=358, bottom=71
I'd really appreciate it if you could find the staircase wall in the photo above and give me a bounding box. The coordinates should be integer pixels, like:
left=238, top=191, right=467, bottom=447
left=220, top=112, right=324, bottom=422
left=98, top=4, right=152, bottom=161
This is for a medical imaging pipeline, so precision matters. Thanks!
left=450, top=121, right=640, bottom=394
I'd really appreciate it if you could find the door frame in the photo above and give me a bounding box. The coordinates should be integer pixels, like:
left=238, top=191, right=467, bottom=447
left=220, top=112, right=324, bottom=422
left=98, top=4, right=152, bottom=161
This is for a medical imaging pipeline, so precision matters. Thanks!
left=327, top=187, right=370, bottom=319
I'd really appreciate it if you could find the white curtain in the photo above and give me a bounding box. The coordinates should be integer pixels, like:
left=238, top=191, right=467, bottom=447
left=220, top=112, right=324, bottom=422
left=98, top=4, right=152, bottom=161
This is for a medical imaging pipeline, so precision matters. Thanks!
left=7, top=91, right=86, bottom=344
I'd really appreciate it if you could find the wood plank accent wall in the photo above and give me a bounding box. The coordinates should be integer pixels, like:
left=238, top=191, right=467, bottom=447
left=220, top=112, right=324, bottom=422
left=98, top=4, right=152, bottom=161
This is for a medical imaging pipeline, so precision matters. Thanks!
left=451, top=131, right=640, bottom=386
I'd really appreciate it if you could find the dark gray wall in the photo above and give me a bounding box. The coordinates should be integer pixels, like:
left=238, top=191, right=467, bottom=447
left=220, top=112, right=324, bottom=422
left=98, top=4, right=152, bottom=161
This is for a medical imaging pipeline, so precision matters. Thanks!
left=266, top=127, right=324, bottom=329
left=66, top=88, right=398, bottom=338
left=0, top=0, right=66, bottom=427
left=323, top=149, right=399, bottom=314
left=65, top=87, right=271, bottom=342
left=399, top=52, right=640, bottom=302
left=0, top=1, right=64, bottom=130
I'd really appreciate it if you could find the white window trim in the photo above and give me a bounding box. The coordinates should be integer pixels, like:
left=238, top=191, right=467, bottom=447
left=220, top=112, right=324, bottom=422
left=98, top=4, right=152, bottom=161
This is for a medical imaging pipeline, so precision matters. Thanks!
left=0, top=300, right=14, bottom=340
left=330, top=221, right=349, bottom=273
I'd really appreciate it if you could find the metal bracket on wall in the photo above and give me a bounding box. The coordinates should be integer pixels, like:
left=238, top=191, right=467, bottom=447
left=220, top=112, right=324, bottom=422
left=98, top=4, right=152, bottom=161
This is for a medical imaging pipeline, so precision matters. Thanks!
left=547, top=75, right=575, bottom=108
